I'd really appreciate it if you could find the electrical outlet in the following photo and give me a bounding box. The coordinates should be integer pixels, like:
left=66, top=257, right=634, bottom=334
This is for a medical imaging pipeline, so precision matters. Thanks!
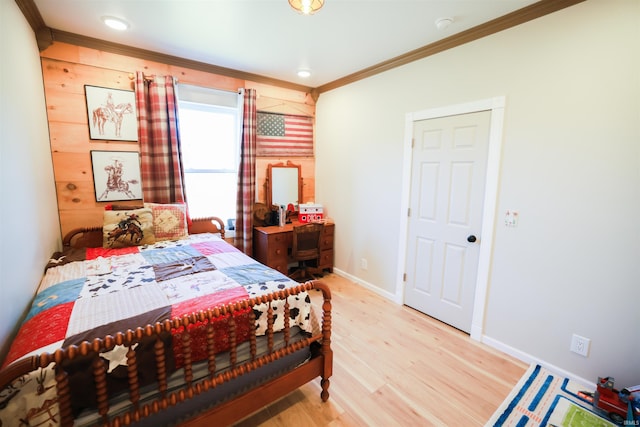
left=570, top=334, right=590, bottom=357
left=361, top=258, right=368, bottom=270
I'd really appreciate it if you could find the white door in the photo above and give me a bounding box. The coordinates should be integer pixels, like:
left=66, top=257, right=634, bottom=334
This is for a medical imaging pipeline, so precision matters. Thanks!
left=404, top=110, right=491, bottom=333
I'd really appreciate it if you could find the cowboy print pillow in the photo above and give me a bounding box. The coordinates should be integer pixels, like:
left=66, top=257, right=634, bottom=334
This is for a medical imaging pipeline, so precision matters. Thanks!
left=103, top=208, right=155, bottom=248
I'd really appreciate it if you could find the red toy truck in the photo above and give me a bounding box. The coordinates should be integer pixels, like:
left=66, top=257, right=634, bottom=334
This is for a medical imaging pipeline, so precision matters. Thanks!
left=592, top=376, right=640, bottom=424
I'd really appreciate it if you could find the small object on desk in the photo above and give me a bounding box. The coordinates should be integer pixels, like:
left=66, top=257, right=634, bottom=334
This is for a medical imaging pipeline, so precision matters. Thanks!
left=253, top=203, right=269, bottom=226
left=286, top=203, right=295, bottom=223
left=299, top=203, right=323, bottom=223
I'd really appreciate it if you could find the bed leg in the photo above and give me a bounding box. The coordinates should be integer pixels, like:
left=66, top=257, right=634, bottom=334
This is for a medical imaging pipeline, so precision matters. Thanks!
left=321, top=377, right=330, bottom=402
left=313, top=280, right=333, bottom=403
left=55, top=367, right=74, bottom=427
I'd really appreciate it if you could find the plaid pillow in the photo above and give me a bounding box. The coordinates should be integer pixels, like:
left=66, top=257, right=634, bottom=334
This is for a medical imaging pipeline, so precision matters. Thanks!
left=144, top=203, right=189, bottom=241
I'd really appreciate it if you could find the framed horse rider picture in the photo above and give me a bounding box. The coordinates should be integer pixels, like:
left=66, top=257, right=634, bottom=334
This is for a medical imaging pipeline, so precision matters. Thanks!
left=91, top=150, right=143, bottom=202
left=85, top=85, right=138, bottom=141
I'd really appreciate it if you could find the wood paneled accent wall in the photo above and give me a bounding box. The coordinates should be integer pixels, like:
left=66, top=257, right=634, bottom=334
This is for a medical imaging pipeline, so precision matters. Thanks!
left=40, top=42, right=316, bottom=238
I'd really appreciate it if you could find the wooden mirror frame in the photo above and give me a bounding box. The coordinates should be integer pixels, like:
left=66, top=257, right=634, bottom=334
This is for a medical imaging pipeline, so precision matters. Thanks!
left=266, top=161, right=303, bottom=210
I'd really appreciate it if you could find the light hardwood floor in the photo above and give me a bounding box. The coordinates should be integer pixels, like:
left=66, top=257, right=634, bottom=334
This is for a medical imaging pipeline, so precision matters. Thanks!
left=235, top=274, right=527, bottom=426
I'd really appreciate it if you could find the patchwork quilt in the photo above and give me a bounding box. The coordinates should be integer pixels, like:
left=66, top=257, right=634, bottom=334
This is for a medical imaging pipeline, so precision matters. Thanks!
left=0, top=233, right=313, bottom=426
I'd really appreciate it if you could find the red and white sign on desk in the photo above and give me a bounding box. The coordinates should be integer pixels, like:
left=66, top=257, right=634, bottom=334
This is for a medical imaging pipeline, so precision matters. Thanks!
left=299, top=204, right=323, bottom=223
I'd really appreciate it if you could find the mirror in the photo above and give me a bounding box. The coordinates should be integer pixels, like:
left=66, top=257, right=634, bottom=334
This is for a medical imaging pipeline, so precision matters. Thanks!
left=266, top=161, right=303, bottom=211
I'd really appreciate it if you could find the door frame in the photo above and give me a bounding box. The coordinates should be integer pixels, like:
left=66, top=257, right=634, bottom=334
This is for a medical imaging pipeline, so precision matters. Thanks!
left=395, top=97, right=505, bottom=341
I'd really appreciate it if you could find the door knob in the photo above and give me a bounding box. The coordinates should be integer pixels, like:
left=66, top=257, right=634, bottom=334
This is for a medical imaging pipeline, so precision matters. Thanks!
left=467, top=235, right=477, bottom=243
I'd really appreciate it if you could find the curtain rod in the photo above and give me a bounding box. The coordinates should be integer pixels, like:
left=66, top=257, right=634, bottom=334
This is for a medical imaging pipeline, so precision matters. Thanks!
left=128, top=72, right=153, bottom=82
left=128, top=73, right=178, bottom=83
left=129, top=74, right=242, bottom=96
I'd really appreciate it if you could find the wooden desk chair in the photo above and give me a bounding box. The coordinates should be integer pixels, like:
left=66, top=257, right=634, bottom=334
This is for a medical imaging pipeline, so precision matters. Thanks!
left=289, top=222, right=324, bottom=282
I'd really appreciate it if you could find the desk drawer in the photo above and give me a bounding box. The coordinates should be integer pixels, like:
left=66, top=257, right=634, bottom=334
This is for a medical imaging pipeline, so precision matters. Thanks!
left=266, top=236, right=287, bottom=258
left=319, top=249, right=334, bottom=271
left=320, top=234, right=334, bottom=251
left=264, top=233, right=290, bottom=274
left=266, top=233, right=290, bottom=253
left=321, top=224, right=334, bottom=251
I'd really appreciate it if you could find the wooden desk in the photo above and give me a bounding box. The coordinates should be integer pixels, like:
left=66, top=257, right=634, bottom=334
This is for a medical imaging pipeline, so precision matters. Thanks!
left=253, top=221, right=334, bottom=275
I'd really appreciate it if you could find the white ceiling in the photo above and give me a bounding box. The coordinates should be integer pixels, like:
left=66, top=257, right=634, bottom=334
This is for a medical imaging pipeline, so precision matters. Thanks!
left=34, top=0, right=539, bottom=88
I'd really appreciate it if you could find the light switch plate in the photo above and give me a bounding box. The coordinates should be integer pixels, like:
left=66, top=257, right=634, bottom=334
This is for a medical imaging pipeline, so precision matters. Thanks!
left=505, top=210, right=519, bottom=227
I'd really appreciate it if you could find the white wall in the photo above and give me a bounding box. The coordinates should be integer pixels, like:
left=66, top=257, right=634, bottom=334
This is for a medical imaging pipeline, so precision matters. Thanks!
left=0, top=1, right=61, bottom=357
left=315, top=0, right=640, bottom=385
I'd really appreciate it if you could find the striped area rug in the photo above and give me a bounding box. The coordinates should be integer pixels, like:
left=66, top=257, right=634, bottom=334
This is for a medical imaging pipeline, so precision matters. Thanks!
left=487, top=364, right=616, bottom=426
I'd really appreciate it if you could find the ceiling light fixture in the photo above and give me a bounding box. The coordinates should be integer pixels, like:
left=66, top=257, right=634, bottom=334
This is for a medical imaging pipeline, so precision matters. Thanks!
left=101, top=16, right=130, bottom=31
left=435, top=17, right=453, bottom=30
left=289, top=0, right=324, bottom=15
left=297, top=69, right=311, bottom=78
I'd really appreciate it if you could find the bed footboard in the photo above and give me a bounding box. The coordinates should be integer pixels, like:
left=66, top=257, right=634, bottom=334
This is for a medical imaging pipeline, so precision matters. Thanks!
left=0, top=281, right=332, bottom=427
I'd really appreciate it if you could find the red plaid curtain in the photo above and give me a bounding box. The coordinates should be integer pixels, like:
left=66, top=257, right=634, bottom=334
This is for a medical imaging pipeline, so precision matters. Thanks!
left=135, top=71, right=186, bottom=204
left=235, top=88, right=257, bottom=255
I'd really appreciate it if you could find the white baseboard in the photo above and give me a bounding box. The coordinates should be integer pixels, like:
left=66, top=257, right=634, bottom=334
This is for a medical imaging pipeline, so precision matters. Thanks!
left=332, top=268, right=401, bottom=303
left=480, top=335, right=595, bottom=387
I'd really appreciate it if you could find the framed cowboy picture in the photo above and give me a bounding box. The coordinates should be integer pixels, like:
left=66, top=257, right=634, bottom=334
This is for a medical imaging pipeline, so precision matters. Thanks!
left=85, top=85, right=138, bottom=141
left=91, top=150, right=143, bottom=202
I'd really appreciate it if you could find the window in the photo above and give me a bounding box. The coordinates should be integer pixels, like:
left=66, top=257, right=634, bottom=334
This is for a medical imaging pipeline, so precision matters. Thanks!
left=177, top=85, right=242, bottom=227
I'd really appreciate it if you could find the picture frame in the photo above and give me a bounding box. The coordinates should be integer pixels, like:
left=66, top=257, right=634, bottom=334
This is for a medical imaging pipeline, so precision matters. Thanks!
left=91, top=150, right=143, bottom=202
left=85, top=85, right=138, bottom=141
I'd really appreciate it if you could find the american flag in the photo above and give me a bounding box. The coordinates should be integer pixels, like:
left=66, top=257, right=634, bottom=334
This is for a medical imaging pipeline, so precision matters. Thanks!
left=256, top=112, right=314, bottom=156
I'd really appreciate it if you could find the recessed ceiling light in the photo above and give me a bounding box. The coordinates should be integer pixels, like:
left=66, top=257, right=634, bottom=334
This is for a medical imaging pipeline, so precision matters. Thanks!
left=101, top=16, right=129, bottom=31
left=297, top=70, right=311, bottom=78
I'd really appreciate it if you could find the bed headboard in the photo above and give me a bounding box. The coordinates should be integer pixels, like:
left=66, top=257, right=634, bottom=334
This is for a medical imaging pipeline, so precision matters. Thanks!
left=63, top=216, right=226, bottom=249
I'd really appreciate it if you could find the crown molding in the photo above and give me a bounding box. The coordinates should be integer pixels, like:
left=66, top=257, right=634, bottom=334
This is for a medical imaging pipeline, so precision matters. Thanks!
left=17, top=0, right=585, bottom=95
left=48, top=29, right=314, bottom=93
left=15, top=0, right=44, bottom=31
left=316, top=0, right=585, bottom=93
left=15, top=0, right=53, bottom=51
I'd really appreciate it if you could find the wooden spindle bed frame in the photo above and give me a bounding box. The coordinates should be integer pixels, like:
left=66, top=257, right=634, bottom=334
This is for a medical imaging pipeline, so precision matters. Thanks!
left=0, top=217, right=333, bottom=426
